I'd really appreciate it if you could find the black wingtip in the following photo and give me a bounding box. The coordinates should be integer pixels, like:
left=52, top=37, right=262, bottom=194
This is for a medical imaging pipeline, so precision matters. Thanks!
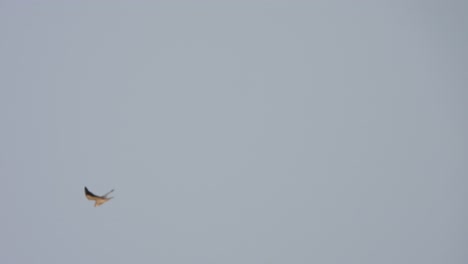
left=84, top=186, right=92, bottom=195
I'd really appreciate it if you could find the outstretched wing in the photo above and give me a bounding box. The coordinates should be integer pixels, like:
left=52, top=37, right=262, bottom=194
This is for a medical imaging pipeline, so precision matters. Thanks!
left=85, top=186, right=101, bottom=200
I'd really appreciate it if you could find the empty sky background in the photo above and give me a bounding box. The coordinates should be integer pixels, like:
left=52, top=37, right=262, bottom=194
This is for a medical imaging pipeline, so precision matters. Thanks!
left=1, top=1, right=467, bottom=263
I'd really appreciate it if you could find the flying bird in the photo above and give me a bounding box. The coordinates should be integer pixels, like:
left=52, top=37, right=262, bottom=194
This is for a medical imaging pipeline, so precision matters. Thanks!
left=85, top=187, right=114, bottom=207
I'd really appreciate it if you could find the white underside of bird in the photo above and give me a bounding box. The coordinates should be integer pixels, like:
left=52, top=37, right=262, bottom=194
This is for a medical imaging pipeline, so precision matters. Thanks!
left=85, top=187, right=114, bottom=207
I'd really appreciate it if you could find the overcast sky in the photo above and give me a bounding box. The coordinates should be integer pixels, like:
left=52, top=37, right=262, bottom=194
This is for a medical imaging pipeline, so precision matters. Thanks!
left=1, top=1, right=467, bottom=264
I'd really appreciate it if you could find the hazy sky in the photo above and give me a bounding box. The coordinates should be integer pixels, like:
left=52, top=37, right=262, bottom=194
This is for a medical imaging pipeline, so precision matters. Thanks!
left=1, top=1, right=467, bottom=264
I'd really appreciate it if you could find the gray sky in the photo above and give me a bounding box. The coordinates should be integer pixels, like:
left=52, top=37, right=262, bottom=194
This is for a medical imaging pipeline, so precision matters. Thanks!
left=1, top=1, right=467, bottom=263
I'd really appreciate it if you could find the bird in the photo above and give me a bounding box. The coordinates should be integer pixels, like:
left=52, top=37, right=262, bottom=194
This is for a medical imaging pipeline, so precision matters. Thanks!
left=84, top=186, right=114, bottom=207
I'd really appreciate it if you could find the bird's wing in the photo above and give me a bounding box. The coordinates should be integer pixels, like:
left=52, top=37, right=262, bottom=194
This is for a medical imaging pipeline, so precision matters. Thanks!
left=84, top=187, right=101, bottom=200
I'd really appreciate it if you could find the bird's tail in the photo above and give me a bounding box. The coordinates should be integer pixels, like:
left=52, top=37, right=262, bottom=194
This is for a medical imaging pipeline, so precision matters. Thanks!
left=103, top=189, right=114, bottom=197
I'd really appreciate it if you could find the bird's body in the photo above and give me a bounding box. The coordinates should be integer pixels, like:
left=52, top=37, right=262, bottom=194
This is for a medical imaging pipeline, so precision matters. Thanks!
left=85, top=187, right=114, bottom=207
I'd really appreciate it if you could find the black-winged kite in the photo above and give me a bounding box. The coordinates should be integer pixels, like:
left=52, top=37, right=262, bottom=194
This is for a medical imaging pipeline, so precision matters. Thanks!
left=85, top=187, right=114, bottom=207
